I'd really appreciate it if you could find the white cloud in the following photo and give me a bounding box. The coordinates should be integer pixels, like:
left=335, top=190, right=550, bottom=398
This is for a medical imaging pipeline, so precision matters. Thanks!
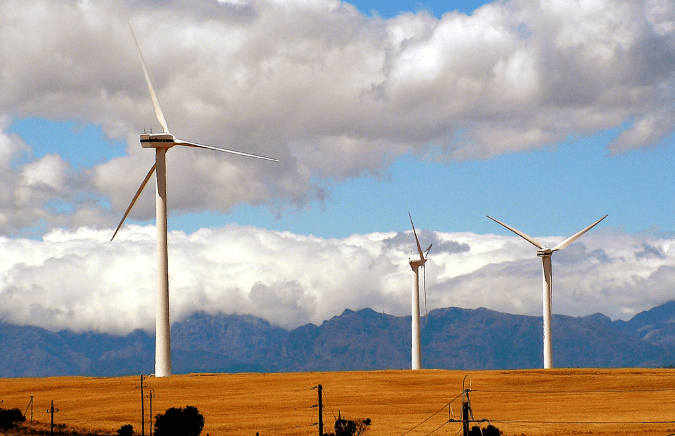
left=0, top=224, right=672, bottom=334
left=0, top=0, right=672, bottom=233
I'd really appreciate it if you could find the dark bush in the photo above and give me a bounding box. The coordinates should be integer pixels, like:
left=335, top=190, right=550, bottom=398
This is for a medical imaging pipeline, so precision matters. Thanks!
left=0, top=408, right=26, bottom=431
left=326, top=416, right=371, bottom=436
left=469, top=424, right=501, bottom=436
left=117, top=424, right=134, bottom=436
left=154, top=406, right=204, bottom=436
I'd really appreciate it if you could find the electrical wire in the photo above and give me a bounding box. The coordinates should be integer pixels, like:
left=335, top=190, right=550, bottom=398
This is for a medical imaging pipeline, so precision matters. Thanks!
left=472, top=387, right=675, bottom=394
left=448, top=392, right=464, bottom=404
left=398, top=402, right=449, bottom=436
left=423, top=420, right=448, bottom=436
left=308, top=401, right=318, bottom=429
left=491, top=419, right=675, bottom=425
left=307, top=383, right=675, bottom=436
left=321, top=387, right=338, bottom=422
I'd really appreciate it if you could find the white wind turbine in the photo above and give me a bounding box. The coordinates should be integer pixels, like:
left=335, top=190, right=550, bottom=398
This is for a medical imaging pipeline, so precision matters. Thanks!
left=486, top=214, right=607, bottom=369
left=111, top=26, right=277, bottom=378
left=408, top=213, right=432, bottom=370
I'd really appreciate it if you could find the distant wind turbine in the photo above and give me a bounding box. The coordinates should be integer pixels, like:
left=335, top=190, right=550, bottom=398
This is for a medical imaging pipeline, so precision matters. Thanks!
left=408, top=213, right=432, bottom=370
left=486, top=214, right=608, bottom=369
left=111, top=25, right=277, bottom=377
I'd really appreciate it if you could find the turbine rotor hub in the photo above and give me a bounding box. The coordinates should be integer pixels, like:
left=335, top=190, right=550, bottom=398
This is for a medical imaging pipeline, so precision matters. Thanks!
left=409, top=258, right=426, bottom=268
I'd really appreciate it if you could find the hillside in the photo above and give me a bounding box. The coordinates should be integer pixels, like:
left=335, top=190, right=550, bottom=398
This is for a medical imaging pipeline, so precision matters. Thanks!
left=0, top=303, right=674, bottom=377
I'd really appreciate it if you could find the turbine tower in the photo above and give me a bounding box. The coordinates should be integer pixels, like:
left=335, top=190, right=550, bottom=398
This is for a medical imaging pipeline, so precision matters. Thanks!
left=111, top=26, right=277, bottom=377
left=486, top=214, right=607, bottom=369
left=408, top=213, right=432, bottom=370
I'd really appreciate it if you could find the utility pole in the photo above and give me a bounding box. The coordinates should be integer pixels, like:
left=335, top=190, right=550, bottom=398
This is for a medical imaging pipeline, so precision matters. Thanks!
left=448, top=377, right=487, bottom=436
left=460, top=377, right=474, bottom=436
left=311, top=384, right=324, bottom=436
left=46, top=400, right=58, bottom=436
left=461, top=389, right=472, bottom=436
left=139, top=375, right=148, bottom=436
left=147, top=390, right=155, bottom=436
left=318, top=384, right=323, bottom=436
left=25, top=396, right=33, bottom=424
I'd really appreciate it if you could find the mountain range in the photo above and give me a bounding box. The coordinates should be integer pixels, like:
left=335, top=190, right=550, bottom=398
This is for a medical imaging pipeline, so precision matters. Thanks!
left=1, top=301, right=675, bottom=377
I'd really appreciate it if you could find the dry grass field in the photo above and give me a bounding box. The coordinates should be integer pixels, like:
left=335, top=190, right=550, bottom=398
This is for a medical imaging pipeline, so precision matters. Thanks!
left=1, top=368, right=674, bottom=436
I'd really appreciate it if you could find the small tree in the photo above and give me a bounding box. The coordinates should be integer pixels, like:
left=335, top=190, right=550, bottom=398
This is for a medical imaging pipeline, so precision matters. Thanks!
left=117, top=424, right=134, bottom=436
left=330, top=416, right=371, bottom=436
left=154, top=406, right=204, bottom=436
left=0, top=408, right=26, bottom=431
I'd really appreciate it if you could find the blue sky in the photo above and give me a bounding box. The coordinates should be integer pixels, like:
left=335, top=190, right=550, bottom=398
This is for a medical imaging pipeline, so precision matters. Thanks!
left=5, top=0, right=672, bottom=240
left=9, top=97, right=674, bottom=240
left=350, top=0, right=487, bottom=17
left=1, top=0, right=674, bottom=333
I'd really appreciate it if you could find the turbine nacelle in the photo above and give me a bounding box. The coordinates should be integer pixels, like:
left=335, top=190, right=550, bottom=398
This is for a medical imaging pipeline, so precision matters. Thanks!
left=408, top=212, right=431, bottom=270
left=409, top=244, right=431, bottom=268
left=409, top=256, right=427, bottom=268
left=141, top=133, right=175, bottom=148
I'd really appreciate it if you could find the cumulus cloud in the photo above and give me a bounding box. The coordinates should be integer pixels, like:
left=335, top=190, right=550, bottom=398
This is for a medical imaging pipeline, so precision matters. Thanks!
left=0, top=0, right=672, bottom=233
left=0, top=224, right=672, bottom=334
left=0, top=116, right=107, bottom=234
left=382, top=228, right=470, bottom=255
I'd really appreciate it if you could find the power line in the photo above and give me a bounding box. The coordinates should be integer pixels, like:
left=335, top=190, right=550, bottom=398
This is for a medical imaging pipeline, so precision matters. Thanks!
left=399, top=402, right=449, bottom=436
left=491, top=419, right=675, bottom=425
left=472, top=387, right=675, bottom=394
left=321, top=386, right=338, bottom=422
left=423, top=420, right=449, bottom=436
left=398, top=379, right=487, bottom=436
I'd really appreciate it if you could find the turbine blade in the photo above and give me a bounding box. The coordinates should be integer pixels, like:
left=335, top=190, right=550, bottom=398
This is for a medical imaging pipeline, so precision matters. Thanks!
left=487, top=215, right=546, bottom=249
left=425, top=243, right=433, bottom=257
left=423, top=263, right=428, bottom=319
left=173, top=139, right=278, bottom=162
left=111, top=163, right=156, bottom=241
left=129, top=24, right=170, bottom=134
left=551, top=214, right=608, bottom=252
left=408, top=212, right=425, bottom=260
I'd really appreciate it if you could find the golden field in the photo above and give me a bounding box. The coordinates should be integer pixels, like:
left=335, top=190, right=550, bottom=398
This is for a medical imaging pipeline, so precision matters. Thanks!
left=1, top=368, right=675, bottom=436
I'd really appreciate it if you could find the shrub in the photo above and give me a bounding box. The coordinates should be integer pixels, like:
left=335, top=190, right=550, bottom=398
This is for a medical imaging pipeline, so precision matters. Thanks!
left=469, top=424, right=501, bottom=436
left=117, top=424, right=134, bottom=436
left=0, top=408, right=26, bottom=431
left=154, top=406, right=204, bottom=436
left=326, top=416, right=371, bottom=436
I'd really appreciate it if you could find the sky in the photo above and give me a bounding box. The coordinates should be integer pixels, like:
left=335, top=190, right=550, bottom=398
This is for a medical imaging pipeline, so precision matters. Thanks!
left=0, top=0, right=674, bottom=335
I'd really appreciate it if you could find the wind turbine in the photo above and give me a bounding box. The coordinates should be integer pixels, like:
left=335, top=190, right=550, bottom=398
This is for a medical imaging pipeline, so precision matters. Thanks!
left=486, top=214, right=607, bottom=369
left=111, top=26, right=277, bottom=377
left=408, top=213, right=432, bottom=370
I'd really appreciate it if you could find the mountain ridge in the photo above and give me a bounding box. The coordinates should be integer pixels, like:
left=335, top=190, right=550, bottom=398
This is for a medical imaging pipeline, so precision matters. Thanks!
left=1, top=303, right=674, bottom=377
